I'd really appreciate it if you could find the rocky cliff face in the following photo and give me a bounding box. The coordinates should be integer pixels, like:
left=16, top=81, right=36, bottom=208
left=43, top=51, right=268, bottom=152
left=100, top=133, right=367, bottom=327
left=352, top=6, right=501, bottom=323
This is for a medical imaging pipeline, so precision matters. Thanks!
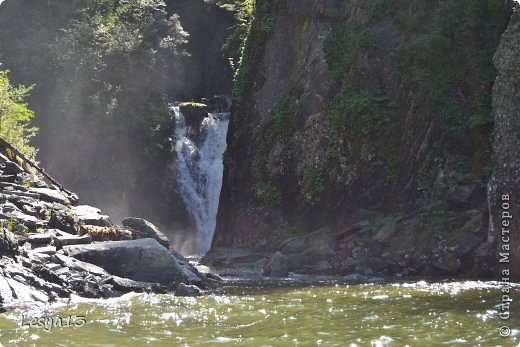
left=490, top=4, right=520, bottom=282
left=213, top=0, right=513, bottom=277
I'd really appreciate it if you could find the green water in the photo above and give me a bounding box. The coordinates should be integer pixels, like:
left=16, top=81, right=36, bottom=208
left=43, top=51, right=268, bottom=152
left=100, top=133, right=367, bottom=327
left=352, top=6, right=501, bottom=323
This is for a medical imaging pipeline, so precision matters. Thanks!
left=0, top=280, right=518, bottom=346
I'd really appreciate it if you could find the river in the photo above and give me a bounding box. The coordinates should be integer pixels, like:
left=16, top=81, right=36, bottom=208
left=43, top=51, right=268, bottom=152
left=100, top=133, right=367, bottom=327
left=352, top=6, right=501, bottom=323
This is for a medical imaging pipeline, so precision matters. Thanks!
left=0, top=278, right=518, bottom=346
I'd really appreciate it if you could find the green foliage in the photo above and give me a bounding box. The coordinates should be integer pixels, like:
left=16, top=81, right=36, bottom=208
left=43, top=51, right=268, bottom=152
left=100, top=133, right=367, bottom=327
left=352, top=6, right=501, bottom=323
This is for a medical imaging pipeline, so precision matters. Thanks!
left=252, top=130, right=274, bottom=180
left=254, top=181, right=282, bottom=206
left=324, top=81, right=398, bottom=178
left=272, top=92, right=299, bottom=138
left=303, top=167, right=325, bottom=201
left=220, top=0, right=255, bottom=71
left=394, top=0, right=509, bottom=179
left=32, top=0, right=190, bottom=202
left=324, top=25, right=352, bottom=81
left=7, top=218, right=29, bottom=236
left=225, top=0, right=275, bottom=106
left=252, top=90, right=300, bottom=181
left=250, top=90, right=301, bottom=205
left=324, top=24, right=375, bottom=82
left=323, top=20, right=399, bottom=182
left=0, top=69, right=38, bottom=160
left=323, top=0, right=509, bottom=193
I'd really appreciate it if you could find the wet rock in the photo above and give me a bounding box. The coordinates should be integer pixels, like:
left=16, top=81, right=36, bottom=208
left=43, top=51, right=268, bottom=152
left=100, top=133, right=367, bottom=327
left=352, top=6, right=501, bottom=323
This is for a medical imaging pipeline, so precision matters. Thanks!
left=180, top=263, right=203, bottom=286
left=63, top=238, right=186, bottom=285
left=121, top=217, right=170, bottom=249
left=175, top=283, right=201, bottom=297
left=72, top=205, right=112, bottom=227
left=171, top=249, right=188, bottom=262
left=263, top=251, right=288, bottom=277
left=109, top=276, right=166, bottom=294
left=194, top=264, right=211, bottom=275
left=201, top=248, right=269, bottom=267
left=178, top=103, right=209, bottom=129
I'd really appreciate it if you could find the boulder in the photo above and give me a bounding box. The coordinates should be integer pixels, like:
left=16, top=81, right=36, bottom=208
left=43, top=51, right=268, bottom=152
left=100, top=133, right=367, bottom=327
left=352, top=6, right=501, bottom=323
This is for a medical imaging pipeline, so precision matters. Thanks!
left=28, top=187, right=70, bottom=205
left=178, top=103, right=209, bottom=129
left=263, top=251, right=288, bottom=277
left=49, top=204, right=79, bottom=235
left=62, top=238, right=186, bottom=285
left=175, top=283, right=201, bottom=297
left=72, top=205, right=112, bottom=227
left=277, top=227, right=335, bottom=271
left=121, top=217, right=170, bottom=249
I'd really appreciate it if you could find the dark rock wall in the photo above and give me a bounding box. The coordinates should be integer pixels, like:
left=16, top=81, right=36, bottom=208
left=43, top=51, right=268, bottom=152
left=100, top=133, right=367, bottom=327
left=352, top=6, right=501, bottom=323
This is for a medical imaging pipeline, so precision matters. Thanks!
left=490, top=5, right=520, bottom=281
left=214, top=0, right=513, bottom=276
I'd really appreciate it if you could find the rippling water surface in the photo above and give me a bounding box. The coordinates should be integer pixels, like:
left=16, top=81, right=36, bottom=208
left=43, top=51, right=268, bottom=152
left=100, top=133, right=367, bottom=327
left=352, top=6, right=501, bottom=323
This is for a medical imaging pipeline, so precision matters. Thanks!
left=0, top=279, right=518, bottom=346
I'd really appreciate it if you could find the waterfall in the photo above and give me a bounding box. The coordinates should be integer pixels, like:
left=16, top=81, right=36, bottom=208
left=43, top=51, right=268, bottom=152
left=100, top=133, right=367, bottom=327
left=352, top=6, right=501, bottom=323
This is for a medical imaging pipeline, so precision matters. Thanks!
left=172, top=106, right=230, bottom=255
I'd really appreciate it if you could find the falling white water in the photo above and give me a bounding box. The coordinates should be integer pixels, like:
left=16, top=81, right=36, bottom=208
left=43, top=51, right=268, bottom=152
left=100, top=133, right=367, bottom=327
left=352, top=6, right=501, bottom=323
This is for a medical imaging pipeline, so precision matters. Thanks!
left=172, top=106, right=230, bottom=255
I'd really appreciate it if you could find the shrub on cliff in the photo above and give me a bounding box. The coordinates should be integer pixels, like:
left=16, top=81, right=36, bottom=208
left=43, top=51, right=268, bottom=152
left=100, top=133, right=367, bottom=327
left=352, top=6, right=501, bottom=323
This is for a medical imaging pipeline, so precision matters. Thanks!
left=0, top=69, right=37, bottom=160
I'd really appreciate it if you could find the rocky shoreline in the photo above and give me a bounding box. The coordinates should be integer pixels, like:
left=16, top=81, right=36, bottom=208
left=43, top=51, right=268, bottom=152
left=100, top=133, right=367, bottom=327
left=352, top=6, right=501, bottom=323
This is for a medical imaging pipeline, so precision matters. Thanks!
left=0, top=141, right=221, bottom=309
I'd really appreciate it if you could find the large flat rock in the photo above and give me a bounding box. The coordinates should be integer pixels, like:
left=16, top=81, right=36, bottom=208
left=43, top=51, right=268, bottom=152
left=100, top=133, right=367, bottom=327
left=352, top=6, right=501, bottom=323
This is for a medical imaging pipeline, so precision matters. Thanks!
left=62, top=238, right=186, bottom=284
left=73, top=205, right=112, bottom=227
left=28, top=187, right=70, bottom=205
